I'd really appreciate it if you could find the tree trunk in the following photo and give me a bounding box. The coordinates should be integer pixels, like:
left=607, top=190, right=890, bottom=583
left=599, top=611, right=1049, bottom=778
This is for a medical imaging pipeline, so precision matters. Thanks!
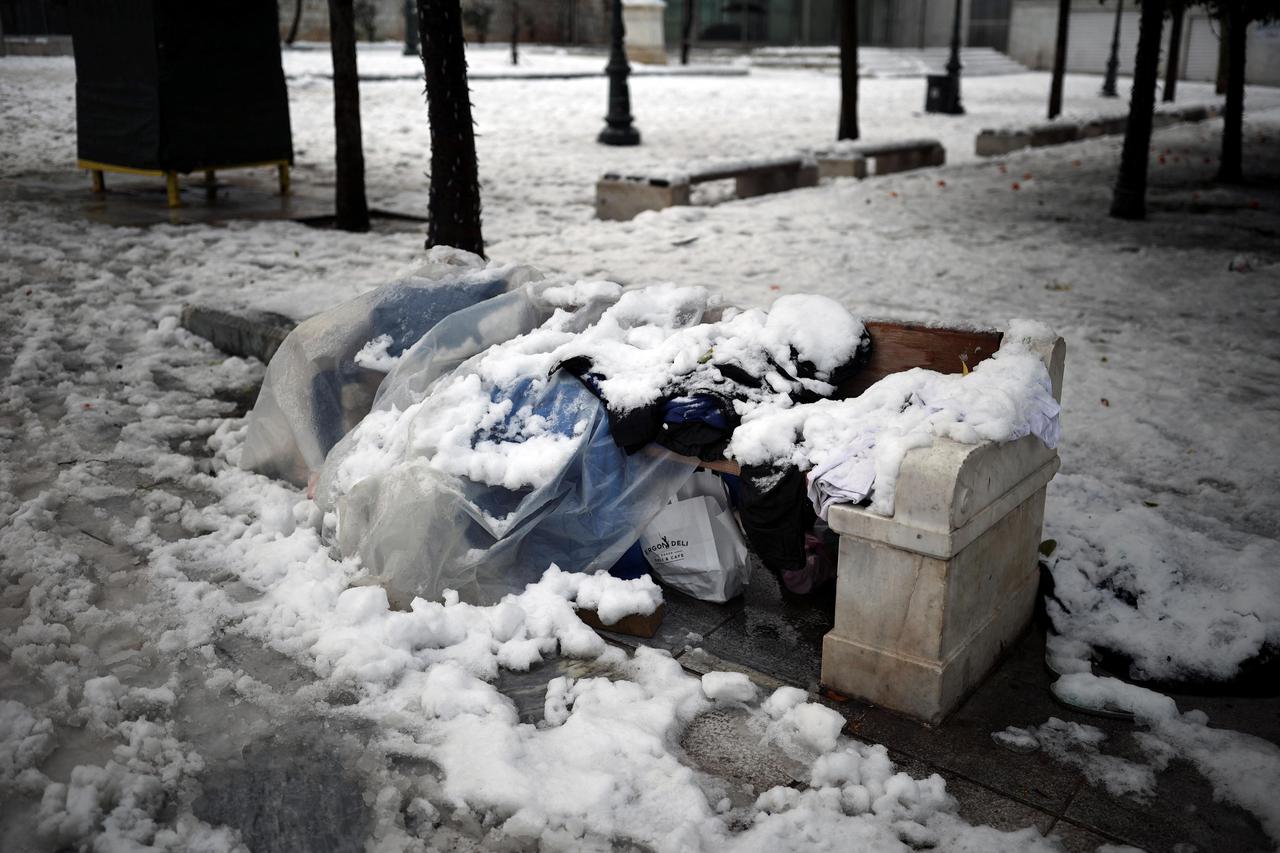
left=287, top=0, right=305, bottom=45
left=1047, top=0, right=1070, bottom=119
left=1217, top=3, right=1246, bottom=183
left=680, top=0, right=696, bottom=65
left=1110, top=0, right=1166, bottom=220
left=328, top=0, right=370, bottom=232
left=418, top=0, right=486, bottom=256
left=838, top=0, right=859, bottom=140
left=1163, top=3, right=1184, bottom=102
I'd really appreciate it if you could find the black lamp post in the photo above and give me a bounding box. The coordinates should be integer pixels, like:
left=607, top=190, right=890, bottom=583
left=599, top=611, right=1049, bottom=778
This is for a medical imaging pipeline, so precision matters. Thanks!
left=403, top=0, right=419, bottom=56
left=598, top=0, right=640, bottom=145
left=926, top=0, right=965, bottom=114
left=1101, top=0, right=1123, bottom=97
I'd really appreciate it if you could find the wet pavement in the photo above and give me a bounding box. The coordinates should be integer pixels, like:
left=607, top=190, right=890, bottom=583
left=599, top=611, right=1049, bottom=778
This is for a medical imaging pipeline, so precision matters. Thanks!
left=614, top=568, right=1280, bottom=853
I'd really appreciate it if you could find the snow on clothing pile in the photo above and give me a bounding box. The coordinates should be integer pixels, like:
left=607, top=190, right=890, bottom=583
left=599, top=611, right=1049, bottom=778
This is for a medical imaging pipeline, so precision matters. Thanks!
left=242, top=254, right=1061, bottom=604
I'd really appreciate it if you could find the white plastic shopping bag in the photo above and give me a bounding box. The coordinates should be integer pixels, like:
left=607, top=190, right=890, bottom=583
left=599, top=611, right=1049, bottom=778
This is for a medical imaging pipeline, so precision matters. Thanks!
left=640, top=471, right=749, bottom=603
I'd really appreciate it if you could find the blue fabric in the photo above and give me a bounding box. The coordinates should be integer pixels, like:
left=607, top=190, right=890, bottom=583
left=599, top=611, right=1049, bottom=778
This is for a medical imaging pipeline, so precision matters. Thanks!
left=661, top=394, right=730, bottom=429
left=369, top=274, right=511, bottom=358
left=608, top=541, right=651, bottom=580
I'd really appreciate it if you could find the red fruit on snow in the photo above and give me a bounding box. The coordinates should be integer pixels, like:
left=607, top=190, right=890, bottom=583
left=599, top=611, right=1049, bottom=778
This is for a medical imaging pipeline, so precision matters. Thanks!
left=1011, top=182, right=1021, bottom=191
left=1022, top=172, right=1033, bottom=180
left=936, top=180, right=946, bottom=188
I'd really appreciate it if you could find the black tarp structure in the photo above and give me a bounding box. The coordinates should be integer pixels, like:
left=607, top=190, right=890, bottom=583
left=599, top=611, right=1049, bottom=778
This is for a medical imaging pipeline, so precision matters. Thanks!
left=70, top=0, right=292, bottom=176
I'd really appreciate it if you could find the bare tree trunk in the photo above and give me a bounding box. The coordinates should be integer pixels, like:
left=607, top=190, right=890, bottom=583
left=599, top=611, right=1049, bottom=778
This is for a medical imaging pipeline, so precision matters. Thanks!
left=329, top=0, right=370, bottom=232
left=287, top=0, right=305, bottom=45
left=1217, top=3, right=1246, bottom=183
left=1047, top=0, right=1070, bottom=119
left=1110, top=0, right=1166, bottom=220
left=1163, top=2, right=1184, bottom=102
left=838, top=0, right=859, bottom=140
left=418, top=0, right=486, bottom=256
left=681, top=0, right=696, bottom=65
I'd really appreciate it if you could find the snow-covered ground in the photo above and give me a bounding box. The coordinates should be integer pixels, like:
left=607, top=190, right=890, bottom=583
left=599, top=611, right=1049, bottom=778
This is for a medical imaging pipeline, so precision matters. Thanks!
left=2, top=46, right=1280, bottom=851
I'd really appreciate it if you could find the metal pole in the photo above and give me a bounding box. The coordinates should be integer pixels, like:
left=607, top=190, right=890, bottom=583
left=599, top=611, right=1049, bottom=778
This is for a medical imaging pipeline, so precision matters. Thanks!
left=945, top=0, right=964, bottom=113
left=403, top=0, right=419, bottom=55
left=598, top=0, right=640, bottom=145
left=1101, top=0, right=1123, bottom=97
left=1163, top=2, right=1184, bottom=102
left=1047, top=0, right=1070, bottom=118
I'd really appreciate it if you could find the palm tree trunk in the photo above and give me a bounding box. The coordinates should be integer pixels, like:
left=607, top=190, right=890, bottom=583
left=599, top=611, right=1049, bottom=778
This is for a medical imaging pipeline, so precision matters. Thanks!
left=1163, top=3, right=1184, bottom=102
left=1217, top=3, right=1246, bottom=183
left=329, top=0, right=370, bottom=232
left=418, top=0, right=486, bottom=256
left=1110, top=0, right=1166, bottom=220
left=838, top=0, right=859, bottom=140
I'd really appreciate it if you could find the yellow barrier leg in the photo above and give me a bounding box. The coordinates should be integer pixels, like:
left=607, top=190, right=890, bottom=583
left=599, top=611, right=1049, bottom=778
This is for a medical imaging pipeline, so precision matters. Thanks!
left=91, top=169, right=105, bottom=193
left=166, top=172, right=181, bottom=208
left=277, top=162, right=291, bottom=196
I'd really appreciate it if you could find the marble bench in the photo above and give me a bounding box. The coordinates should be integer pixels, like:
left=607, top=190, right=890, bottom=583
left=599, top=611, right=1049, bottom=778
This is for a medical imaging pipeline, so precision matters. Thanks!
left=691, top=322, right=1064, bottom=725
left=813, top=138, right=947, bottom=179
left=595, top=154, right=820, bottom=221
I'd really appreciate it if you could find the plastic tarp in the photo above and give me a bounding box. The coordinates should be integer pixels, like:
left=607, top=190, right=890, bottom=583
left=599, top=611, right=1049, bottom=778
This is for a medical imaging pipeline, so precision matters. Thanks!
left=240, top=257, right=539, bottom=486
left=312, top=281, right=694, bottom=605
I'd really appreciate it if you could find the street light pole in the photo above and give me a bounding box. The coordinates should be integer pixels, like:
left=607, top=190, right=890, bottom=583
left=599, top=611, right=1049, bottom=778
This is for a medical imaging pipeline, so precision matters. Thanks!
left=945, top=0, right=964, bottom=114
left=403, top=0, right=419, bottom=56
left=1101, top=0, right=1123, bottom=97
left=598, top=0, right=641, bottom=145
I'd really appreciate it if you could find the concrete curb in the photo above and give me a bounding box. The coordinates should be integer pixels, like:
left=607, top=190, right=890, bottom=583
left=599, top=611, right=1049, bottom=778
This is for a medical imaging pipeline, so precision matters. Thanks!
left=181, top=304, right=297, bottom=364
left=975, top=103, right=1219, bottom=157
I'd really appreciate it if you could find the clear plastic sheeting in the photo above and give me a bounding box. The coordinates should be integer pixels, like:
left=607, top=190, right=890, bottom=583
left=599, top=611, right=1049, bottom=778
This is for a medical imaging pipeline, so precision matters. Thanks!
left=313, top=281, right=694, bottom=605
left=323, top=373, right=694, bottom=605
left=239, top=251, right=540, bottom=486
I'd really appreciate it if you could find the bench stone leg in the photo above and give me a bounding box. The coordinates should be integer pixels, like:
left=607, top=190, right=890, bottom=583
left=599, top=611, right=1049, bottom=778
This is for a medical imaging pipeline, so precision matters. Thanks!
left=820, top=483, right=1048, bottom=725
left=596, top=178, right=691, bottom=221
left=818, top=154, right=868, bottom=180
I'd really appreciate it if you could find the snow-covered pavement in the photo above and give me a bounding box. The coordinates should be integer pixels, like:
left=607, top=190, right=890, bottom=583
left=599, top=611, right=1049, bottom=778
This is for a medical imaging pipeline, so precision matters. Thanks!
left=2, top=46, right=1280, bottom=851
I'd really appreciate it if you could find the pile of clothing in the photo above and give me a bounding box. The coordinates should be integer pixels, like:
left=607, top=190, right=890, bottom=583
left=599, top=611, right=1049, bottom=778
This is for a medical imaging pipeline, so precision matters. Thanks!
left=240, top=252, right=1060, bottom=605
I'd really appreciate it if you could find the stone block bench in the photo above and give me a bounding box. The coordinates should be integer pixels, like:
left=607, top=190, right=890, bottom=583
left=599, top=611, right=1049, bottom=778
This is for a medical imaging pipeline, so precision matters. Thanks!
left=697, top=322, right=1064, bottom=725
left=813, top=138, right=946, bottom=179
left=976, top=103, right=1219, bottom=156
left=595, top=154, right=819, bottom=221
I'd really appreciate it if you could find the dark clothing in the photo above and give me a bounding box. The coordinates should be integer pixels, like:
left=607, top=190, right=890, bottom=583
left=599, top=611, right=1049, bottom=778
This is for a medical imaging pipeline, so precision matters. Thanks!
left=737, top=464, right=817, bottom=575
left=558, top=327, right=873, bottom=583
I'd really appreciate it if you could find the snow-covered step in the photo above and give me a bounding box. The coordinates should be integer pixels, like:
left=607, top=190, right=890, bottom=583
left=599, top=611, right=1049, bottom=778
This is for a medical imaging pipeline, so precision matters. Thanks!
left=751, top=46, right=1029, bottom=78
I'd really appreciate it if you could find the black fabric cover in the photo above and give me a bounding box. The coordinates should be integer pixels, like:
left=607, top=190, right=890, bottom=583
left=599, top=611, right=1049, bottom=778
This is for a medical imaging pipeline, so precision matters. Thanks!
left=737, top=464, right=816, bottom=576
left=70, top=0, right=292, bottom=174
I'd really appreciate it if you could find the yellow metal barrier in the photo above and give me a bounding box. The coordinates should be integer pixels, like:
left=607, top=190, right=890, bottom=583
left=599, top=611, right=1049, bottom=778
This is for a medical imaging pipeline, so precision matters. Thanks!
left=78, top=159, right=292, bottom=208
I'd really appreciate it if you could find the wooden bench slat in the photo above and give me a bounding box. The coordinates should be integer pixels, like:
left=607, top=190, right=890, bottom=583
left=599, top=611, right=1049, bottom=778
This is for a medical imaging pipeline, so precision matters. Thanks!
left=836, top=321, right=1003, bottom=399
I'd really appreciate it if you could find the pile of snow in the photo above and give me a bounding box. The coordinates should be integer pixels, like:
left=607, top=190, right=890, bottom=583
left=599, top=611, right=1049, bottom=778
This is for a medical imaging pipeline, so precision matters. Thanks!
left=730, top=318, right=1060, bottom=514
left=1002, top=673, right=1280, bottom=845
left=141, top=455, right=1068, bottom=850
left=324, top=284, right=864, bottom=501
